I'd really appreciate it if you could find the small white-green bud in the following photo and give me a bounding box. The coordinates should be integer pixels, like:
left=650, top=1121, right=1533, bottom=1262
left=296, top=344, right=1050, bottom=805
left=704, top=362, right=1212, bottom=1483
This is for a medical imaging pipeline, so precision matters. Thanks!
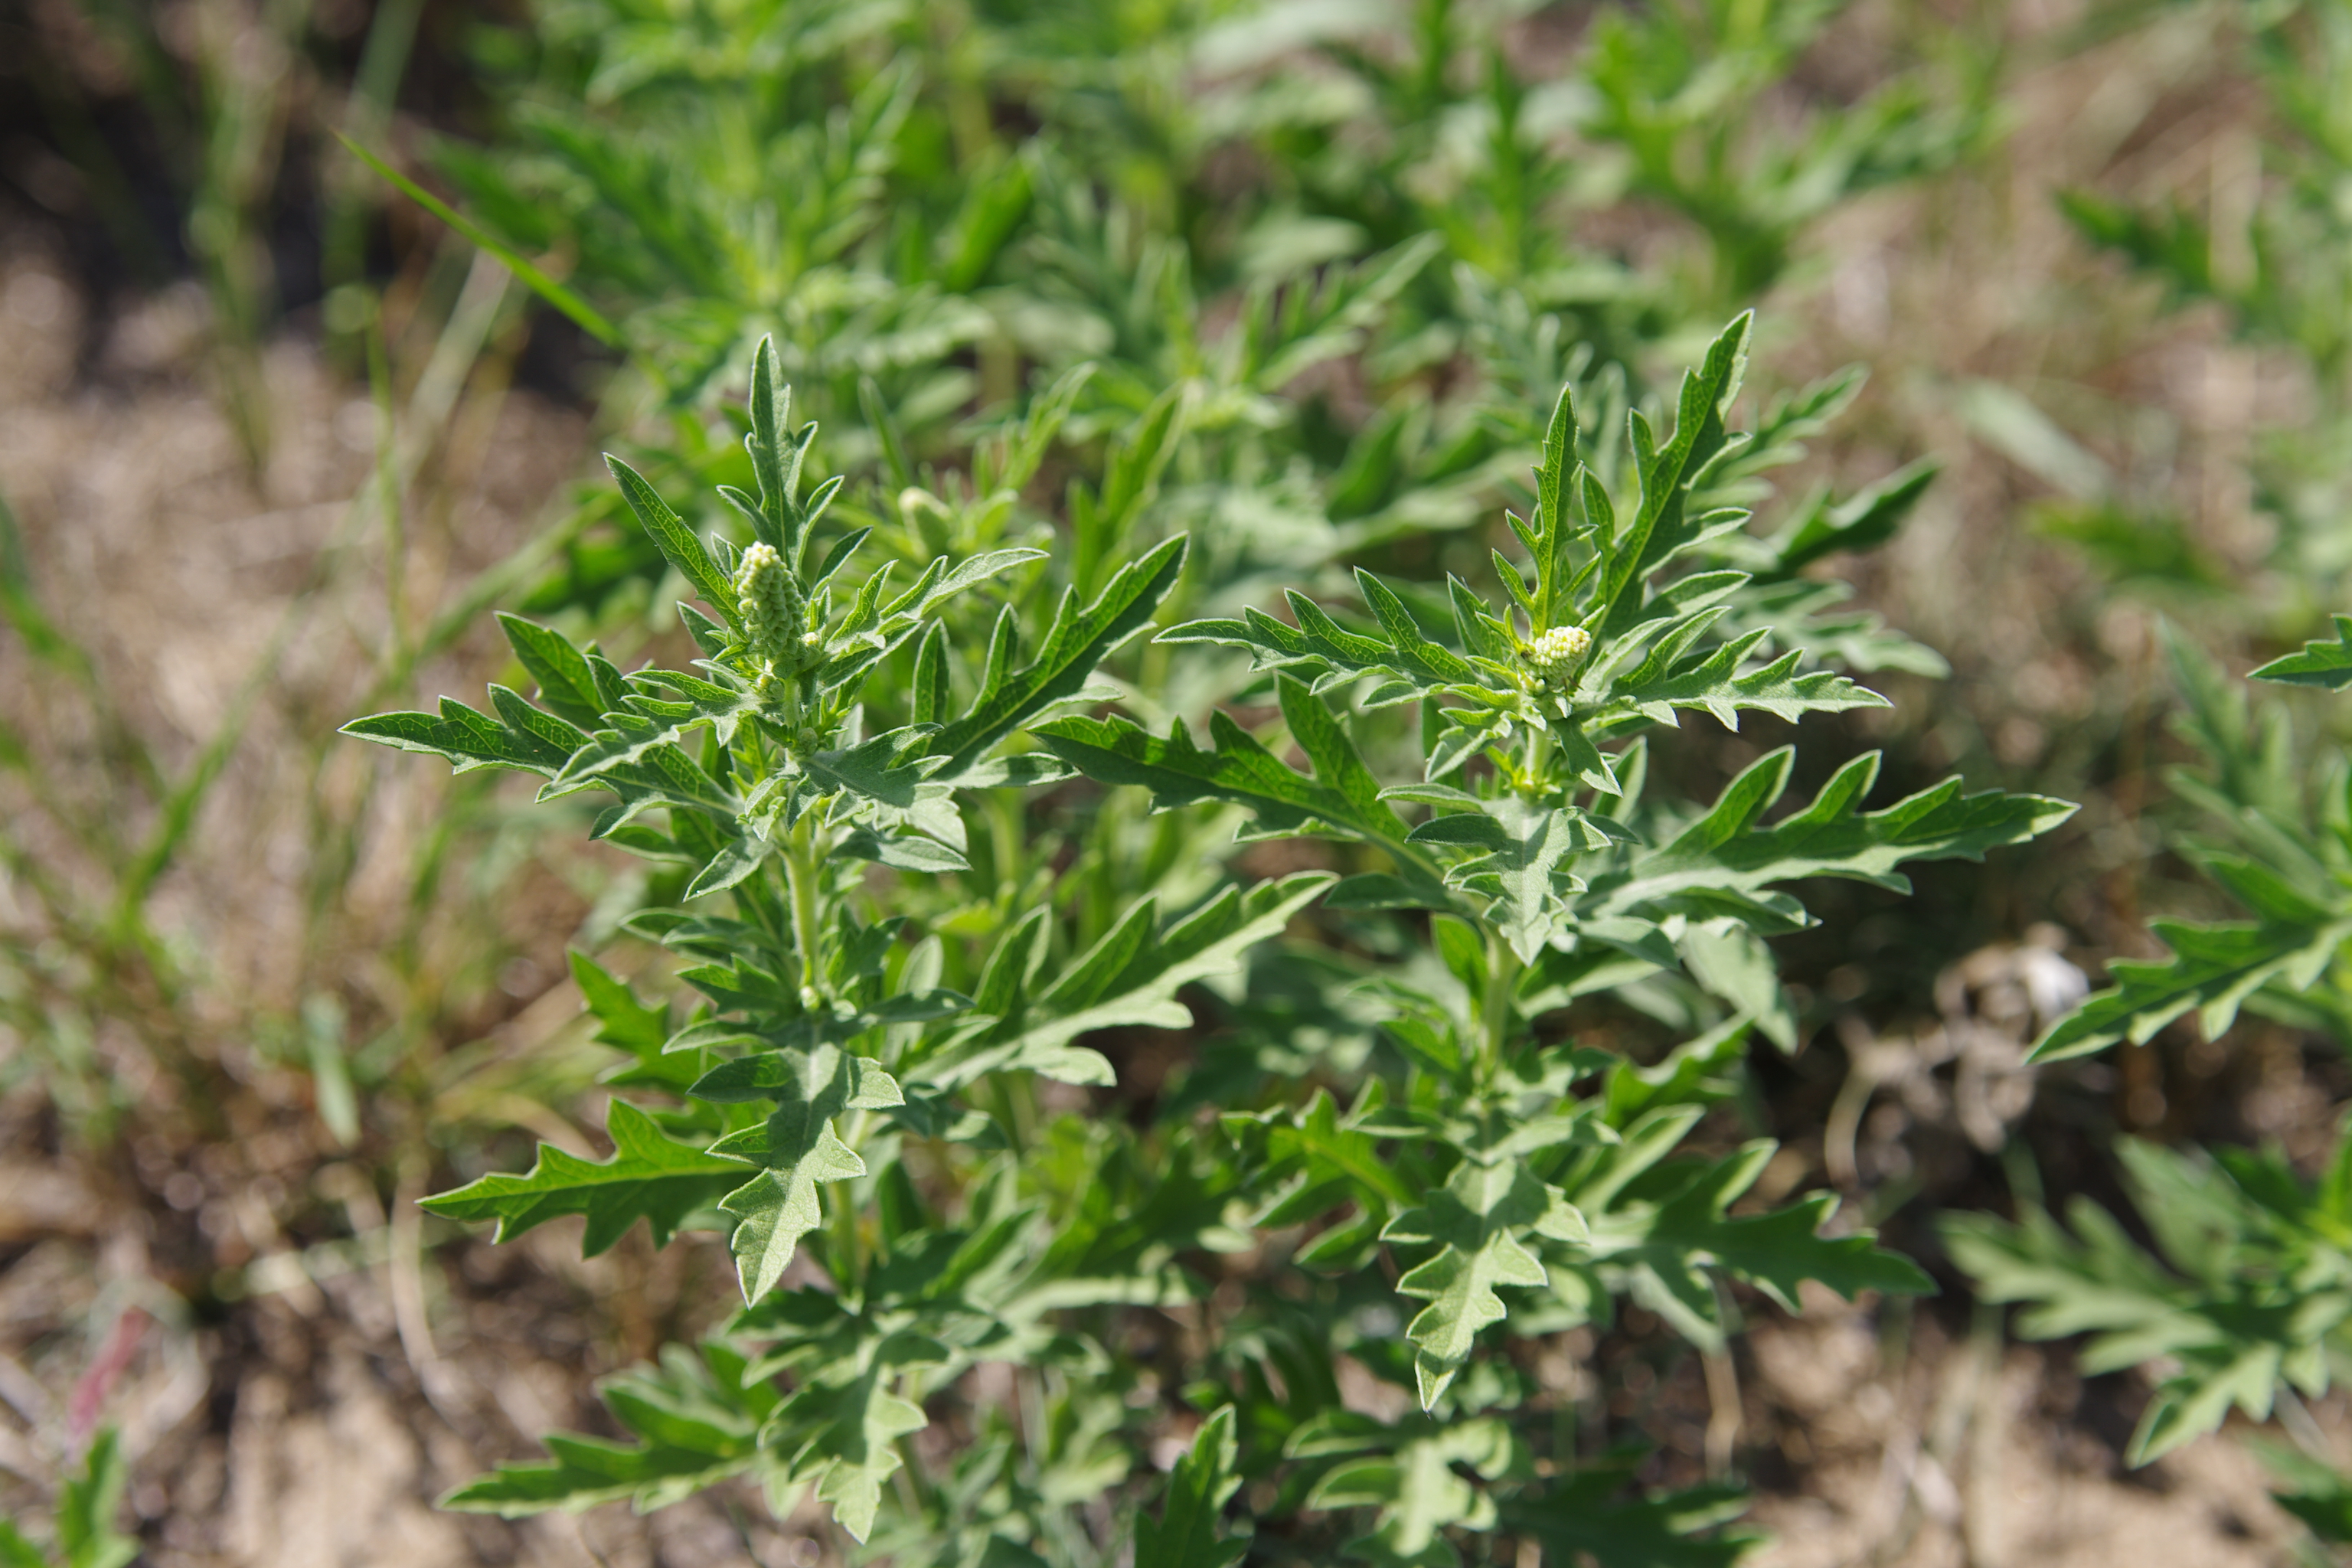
left=734, top=541, right=801, bottom=675
left=1524, top=625, right=1591, bottom=688
left=898, top=486, right=949, bottom=524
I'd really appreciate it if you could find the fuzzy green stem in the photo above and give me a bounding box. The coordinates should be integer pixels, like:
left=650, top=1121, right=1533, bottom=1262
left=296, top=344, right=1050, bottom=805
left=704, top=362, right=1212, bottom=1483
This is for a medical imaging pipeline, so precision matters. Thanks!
left=890, top=1309, right=940, bottom=1509
left=987, top=789, right=1024, bottom=899
left=784, top=810, right=826, bottom=997
left=832, top=1106, right=870, bottom=1294
left=1481, top=926, right=1521, bottom=1077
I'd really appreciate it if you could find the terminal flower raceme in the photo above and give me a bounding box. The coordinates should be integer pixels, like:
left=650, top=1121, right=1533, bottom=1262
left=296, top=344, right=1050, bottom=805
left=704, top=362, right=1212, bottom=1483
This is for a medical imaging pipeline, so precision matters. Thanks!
left=733, top=541, right=802, bottom=687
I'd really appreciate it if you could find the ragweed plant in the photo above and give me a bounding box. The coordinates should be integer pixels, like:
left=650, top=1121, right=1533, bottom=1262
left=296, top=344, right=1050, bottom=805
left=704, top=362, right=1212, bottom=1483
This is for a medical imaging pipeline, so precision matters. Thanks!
left=1945, top=6, right=2352, bottom=1539
left=353, top=337, right=1289, bottom=1546
left=356, top=322, right=2067, bottom=1560
left=1950, top=622, right=2352, bottom=1540
left=397, top=0, right=1993, bottom=630
left=1044, top=312, right=2067, bottom=1420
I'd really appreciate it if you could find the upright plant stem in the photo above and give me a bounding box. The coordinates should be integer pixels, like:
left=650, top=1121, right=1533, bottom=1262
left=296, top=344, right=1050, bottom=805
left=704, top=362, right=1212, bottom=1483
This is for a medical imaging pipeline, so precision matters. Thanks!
left=987, top=789, right=1024, bottom=902
left=785, top=809, right=827, bottom=998
left=1481, top=928, right=1521, bottom=1077
left=1524, top=724, right=1553, bottom=795
left=834, top=1107, right=870, bottom=1292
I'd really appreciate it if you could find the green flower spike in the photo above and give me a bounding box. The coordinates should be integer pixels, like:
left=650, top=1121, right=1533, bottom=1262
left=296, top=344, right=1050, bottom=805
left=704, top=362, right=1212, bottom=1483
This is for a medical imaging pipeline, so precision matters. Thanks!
left=734, top=540, right=802, bottom=694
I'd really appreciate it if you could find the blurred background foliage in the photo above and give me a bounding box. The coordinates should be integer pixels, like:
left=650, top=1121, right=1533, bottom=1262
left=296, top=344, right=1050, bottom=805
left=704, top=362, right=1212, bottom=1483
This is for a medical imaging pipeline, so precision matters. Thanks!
left=7, top=0, right=2352, bottom=1563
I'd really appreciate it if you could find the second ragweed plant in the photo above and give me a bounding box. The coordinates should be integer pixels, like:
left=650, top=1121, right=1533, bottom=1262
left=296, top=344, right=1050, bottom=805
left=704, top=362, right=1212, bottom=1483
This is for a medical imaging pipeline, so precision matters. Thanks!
left=1951, top=619, right=2352, bottom=1553
left=353, top=318, right=2069, bottom=1562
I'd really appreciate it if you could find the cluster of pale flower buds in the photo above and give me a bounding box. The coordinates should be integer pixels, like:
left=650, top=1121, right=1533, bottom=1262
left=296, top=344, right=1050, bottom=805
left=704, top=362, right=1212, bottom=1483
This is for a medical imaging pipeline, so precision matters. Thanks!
left=1521, top=623, right=1591, bottom=690
left=733, top=542, right=807, bottom=694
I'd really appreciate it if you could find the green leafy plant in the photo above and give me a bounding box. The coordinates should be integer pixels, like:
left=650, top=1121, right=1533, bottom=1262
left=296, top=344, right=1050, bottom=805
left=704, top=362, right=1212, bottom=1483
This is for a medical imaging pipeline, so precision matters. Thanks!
left=357, top=313, right=2065, bottom=1559
left=1949, top=625, right=2352, bottom=1533
left=1572, top=0, right=1987, bottom=305
left=1044, top=312, right=2063, bottom=1423
left=358, top=338, right=1280, bottom=1548
left=0, top=1430, right=140, bottom=1568
left=1942, top=6, right=2352, bottom=1535
left=2020, top=626, right=2352, bottom=1066
left=377, top=0, right=1994, bottom=639
left=1951, top=1130, right=2352, bottom=1465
